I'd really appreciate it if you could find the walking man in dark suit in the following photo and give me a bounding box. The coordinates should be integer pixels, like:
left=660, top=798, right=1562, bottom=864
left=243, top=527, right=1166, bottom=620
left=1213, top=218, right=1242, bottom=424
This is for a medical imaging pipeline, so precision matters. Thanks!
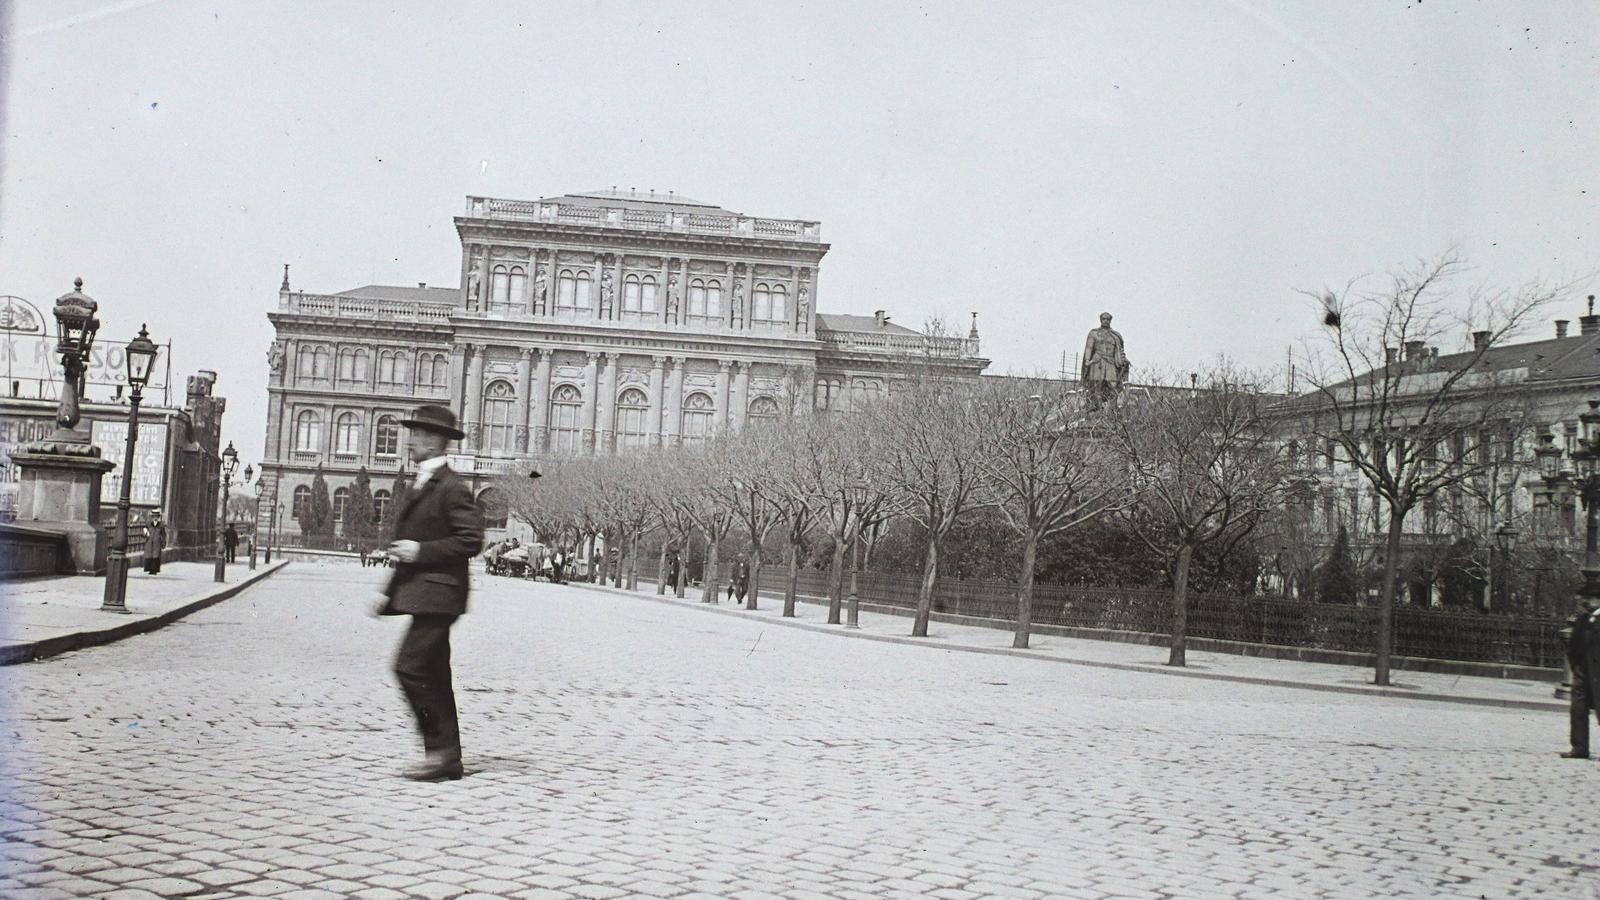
left=379, top=405, right=484, bottom=782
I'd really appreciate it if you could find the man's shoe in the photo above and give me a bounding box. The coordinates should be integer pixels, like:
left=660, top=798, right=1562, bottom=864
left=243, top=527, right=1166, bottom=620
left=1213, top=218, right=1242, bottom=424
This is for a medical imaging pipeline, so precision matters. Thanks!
left=1559, top=751, right=1591, bottom=760
left=403, top=754, right=464, bottom=781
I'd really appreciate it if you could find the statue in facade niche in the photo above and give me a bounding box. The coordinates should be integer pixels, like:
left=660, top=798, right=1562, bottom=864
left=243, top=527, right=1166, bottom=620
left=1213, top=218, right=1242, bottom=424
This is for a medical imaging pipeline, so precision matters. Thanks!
left=1081, top=312, right=1130, bottom=411
left=532, top=264, right=548, bottom=313
left=796, top=286, right=810, bottom=330
left=599, top=270, right=615, bottom=317
left=267, top=340, right=285, bottom=375
left=466, top=269, right=481, bottom=309
left=665, top=276, right=681, bottom=323
left=731, top=280, right=745, bottom=325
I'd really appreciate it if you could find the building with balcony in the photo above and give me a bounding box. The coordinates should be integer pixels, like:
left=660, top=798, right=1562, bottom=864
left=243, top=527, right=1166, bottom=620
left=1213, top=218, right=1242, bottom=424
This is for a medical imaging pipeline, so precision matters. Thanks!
left=261, top=189, right=987, bottom=540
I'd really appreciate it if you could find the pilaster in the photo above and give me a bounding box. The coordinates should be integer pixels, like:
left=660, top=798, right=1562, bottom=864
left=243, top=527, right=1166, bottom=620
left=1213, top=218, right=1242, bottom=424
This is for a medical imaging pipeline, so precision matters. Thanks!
left=731, top=361, right=751, bottom=431
left=582, top=351, right=600, bottom=454
left=515, top=347, right=533, bottom=453
left=532, top=347, right=552, bottom=451
left=665, top=356, right=686, bottom=447
left=715, top=360, right=732, bottom=433
left=463, top=344, right=485, bottom=451
left=648, top=356, right=666, bottom=447
left=597, top=352, right=618, bottom=455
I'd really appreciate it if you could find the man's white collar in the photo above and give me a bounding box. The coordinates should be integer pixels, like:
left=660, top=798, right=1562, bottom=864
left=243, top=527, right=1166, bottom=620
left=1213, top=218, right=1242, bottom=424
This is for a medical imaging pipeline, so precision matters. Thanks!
left=412, top=455, right=448, bottom=487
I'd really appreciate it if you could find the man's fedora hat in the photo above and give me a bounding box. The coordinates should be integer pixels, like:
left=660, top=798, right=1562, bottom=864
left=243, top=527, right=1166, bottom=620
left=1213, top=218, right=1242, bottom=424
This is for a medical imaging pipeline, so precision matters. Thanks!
left=400, top=404, right=465, bottom=440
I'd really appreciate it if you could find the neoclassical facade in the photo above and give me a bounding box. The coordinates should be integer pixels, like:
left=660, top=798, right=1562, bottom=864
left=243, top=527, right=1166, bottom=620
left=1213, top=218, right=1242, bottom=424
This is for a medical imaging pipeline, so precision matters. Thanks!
left=261, top=189, right=987, bottom=537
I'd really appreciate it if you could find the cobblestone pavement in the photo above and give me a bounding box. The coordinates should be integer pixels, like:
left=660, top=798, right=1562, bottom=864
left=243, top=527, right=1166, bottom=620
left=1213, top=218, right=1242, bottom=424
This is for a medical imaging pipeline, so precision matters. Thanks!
left=2, top=565, right=1597, bottom=900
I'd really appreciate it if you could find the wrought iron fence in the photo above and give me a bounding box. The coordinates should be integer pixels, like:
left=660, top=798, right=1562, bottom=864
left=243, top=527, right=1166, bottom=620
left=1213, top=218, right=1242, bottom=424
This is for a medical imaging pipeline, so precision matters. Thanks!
left=775, top=566, right=1565, bottom=668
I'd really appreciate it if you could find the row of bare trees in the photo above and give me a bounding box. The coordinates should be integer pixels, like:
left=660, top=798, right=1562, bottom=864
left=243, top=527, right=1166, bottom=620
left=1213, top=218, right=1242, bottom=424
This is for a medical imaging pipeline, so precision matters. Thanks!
left=492, top=361, right=1302, bottom=668
left=488, top=255, right=1570, bottom=685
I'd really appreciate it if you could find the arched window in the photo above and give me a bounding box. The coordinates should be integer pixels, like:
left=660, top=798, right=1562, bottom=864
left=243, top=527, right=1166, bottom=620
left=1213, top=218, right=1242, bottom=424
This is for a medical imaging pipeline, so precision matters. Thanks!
left=373, top=489, right=392, bottom=526
left=490, top=265, right=510, bottom=309
left=477, top=487, right=509, bottom=530
left=640, top=276, right=658, bottom=313
left=509, top=266, right=526, bottom=309
left=377, top=350, right=397, bottom=384
left=747, top=396, right=780, bottom=424
left=688, top=279, right=706, bottom=318
left=681, top=392, right=715, bottom=445
left=814, top=377, right=844, bottom=412
left=333, top=486, right=350, bottom=524
left=430, top=353, right=449, bottom=387
left=853, top=379, right=884, bottom=407
left=334, top=412, right=360, bottom=455
left=344, top=349, right=368, bottom=382
left=374, top=415, right=400, bottom=457
left=753, top=285, right=771, bottom=323
left=297, top=346, right=316, bottom=379
left=576, top=271, right=592, bottom=310
left=292, top=485, right=311, bottom=520
left=623, top=275, right=642, bottom=314
left=549, top=383, right=584, bottom=455
left=770, top=285, right=786, bottom=324
left=314, top=347, right=331, bottom=379
left=294, top=410, right=321, bottom=452
left=481, top=380, right=516, bottom=455
left=557, top=271, right=577, bottom=310
left=616, top=387, right=650, bottom=451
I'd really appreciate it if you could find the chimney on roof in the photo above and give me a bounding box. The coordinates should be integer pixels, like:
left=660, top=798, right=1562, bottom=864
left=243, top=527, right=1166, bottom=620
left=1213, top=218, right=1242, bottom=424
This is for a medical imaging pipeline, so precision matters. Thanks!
left=1582, top=295, right=1600, bottom=336
left=1556, top=320, right=1570, bottom=339
left=418, top=282, right=427, bottom=289
left=1404, top=340, right=1426, bottom=361
left=874, top=310, right=887, bottom=328
left=1385, top=346, right=1398, bottom=365
left=1472, top=330, right=1491, bottom=351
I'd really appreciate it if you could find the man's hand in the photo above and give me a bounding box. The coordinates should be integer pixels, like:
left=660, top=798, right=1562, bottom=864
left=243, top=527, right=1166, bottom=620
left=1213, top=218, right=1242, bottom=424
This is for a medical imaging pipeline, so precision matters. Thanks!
left=389, top=540, right=421, bottom=564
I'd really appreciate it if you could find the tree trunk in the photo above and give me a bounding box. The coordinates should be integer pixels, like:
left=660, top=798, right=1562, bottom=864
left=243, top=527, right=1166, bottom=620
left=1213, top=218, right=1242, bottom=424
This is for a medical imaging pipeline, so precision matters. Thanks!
left=1168, top=542, right=1194, bottom=666
left=747, top=550, right=761, bottom=611
left=656, top=541, right=669, bottom=595
left=1375, top=513, right=1405, bottom=686
left=828, top=536, right=846, bottom=624
left=627, top=530, right=640, bottom=590
left=783, top=539, right=799, bottom=617
left=676, top=535, right=689, bottom=598
left=701, top=531, right=720, bottom=604
left=912, top=536, right=939, bottom=637
left=1013, top=531, right=1039, bottom=649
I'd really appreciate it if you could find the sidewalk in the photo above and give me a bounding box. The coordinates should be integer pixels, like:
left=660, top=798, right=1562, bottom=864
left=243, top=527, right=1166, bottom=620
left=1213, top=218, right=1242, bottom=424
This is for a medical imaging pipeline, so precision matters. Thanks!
left=570, top=577, right=1569, bottom=713
left=0, top=559, right=289, bottom=665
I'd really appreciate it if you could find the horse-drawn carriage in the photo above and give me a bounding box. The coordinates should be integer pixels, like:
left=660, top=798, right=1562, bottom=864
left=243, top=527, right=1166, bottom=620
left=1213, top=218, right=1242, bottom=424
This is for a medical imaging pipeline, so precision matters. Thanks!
left=484, top=540, right=548, bottom=580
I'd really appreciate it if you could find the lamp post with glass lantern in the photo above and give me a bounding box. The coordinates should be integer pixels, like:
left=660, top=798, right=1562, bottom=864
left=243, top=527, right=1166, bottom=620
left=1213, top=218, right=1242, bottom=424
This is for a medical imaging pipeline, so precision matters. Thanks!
left=48, top=279, right=100, bottom=437
left=845, top=481, right=869, bottom=629
left=243, top=464, right=258, bottom=570
left=100, top=325, right=160, bottom=613
left=213, top=441, right=239, bottom=582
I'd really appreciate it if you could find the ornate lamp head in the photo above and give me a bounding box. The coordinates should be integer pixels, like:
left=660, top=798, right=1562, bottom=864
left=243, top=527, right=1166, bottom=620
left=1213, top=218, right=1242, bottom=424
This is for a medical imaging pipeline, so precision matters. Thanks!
left=52, top=278, right=99, bottom=363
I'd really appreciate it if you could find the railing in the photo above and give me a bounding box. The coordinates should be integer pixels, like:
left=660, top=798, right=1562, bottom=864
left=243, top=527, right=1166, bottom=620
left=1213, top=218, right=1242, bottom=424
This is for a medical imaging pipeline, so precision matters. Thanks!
left=776, top=569, right=1566, bottom=669
left=279, top=292, right=455, bottom=322
left=465, top=196, right=823, bottom=243
left=817, top=329, right=979, bottom=359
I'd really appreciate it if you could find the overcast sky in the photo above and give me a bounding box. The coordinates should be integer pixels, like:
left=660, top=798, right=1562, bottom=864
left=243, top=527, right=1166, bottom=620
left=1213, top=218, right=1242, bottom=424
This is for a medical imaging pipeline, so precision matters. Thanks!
left=2, top=0, right=1596, bottom=464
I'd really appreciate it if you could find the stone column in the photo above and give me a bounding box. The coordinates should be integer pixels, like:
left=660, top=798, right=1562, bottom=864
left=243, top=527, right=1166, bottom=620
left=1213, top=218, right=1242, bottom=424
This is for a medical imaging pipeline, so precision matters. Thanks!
left=658, top=258, right=672, bottom=325
left=664, top=356, right=686, bottom=447
left=582, top=351, right=600, bottom=454
left=715, top=360, right=732, bottom=433
left=448, top=344, right=467, bottom=413
left=463, top=344, right=485, bottom=451
left=515, top=348, right=533, bottom=453
left=592, top=255, right=606, bottom=321
left=284, top=339, right=299, bottom=388
left=597, top=353, right=618, bottom=455
left=472, top=246, right=491, bottom=312
left=532, top=348, right=552, bottom=452
left=648, top=356, right=666, bottom=447
left=731, top=361, right=751, bottom=431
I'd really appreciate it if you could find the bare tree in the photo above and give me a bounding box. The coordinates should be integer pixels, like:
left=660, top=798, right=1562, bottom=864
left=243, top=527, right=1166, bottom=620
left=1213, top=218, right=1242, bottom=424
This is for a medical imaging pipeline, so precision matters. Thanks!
left=1109, top=366, right=1293, bottom=666
left=716, top=424, right=790, bottom=610
left=872, top=370, right=988, bottom=637
left=1297, top=254, right=1559, bottom=683
left=974, top=376, right=1131, bottom=648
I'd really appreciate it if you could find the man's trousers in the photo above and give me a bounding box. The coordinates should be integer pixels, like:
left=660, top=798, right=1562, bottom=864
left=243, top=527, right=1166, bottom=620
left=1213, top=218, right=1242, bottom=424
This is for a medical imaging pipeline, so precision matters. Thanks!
left=1572, top=678, right=1595, bottom=758
left=394, top=613, right=460, bottom=758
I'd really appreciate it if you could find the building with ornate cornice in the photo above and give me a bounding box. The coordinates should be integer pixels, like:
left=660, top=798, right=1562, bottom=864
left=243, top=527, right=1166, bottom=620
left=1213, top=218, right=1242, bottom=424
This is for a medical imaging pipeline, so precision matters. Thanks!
left=261, top=189, right=987, bottom=542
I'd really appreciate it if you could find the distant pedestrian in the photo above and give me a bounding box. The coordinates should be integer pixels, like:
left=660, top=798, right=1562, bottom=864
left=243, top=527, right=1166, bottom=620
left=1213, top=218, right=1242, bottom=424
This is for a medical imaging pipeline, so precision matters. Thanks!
left=142, top=511, right=165, bottom=575
left=223, top=524, right=239, bottom=563
left=378, top=404, right=484, bottom=782
left=552, top=548, right=565, bottom=584
left=667, top=551, right=681, bottom=592
left=1561, top=598, right=1600, bottom=760
left=732, top=556, right=750, bottom=604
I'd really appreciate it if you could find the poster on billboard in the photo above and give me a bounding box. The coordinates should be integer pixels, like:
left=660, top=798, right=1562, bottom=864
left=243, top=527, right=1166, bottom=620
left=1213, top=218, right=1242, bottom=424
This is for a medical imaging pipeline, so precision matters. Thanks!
left=1, top=295, right=171, bottom=404
left=91, top=420, right=168, bottom=507
left=0, top=411, right=59, bottom=521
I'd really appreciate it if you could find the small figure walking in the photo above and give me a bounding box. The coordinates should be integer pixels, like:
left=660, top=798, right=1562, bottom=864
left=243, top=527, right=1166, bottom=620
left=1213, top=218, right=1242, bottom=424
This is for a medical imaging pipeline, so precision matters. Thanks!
left=379, top=405, right=485, bottom=782
left=142, top=510, right=165, bottom=575
left=1561, top=597, right=1600, bottom=760
left=224, top=524, right=239, bottom=563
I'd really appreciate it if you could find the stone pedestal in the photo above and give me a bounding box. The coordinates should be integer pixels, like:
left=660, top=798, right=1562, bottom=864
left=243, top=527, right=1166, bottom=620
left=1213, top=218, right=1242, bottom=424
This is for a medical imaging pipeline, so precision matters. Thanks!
left=11, top=437, right=116, bottom=576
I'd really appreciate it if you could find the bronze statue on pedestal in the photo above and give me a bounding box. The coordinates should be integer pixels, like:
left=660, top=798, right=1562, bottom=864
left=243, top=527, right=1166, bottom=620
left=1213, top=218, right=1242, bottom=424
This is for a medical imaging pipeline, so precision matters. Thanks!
left=1081, top=312, right=1130, bottom=411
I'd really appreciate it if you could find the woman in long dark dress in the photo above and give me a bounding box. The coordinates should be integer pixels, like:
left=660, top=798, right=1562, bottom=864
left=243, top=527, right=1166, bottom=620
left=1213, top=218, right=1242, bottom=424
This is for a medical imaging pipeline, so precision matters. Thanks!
left=143, top=511, right=166, bottom=575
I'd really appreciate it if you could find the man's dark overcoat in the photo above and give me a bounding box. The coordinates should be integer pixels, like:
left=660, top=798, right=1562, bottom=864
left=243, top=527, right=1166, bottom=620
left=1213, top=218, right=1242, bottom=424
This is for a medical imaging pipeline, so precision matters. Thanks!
left=381, top=465, right=483, bottom=617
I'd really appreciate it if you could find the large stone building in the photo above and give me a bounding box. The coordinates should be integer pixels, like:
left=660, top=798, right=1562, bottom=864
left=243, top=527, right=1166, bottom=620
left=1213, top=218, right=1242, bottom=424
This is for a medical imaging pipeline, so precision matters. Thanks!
left=261, top=189, right=987, bottom=541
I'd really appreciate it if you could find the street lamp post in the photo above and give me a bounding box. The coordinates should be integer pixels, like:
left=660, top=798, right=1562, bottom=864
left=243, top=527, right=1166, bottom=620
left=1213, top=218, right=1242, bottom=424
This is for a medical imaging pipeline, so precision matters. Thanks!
left=846, top=481, right=869, bottom=629
left=100, top=325, right=160, bottom=613
left=213, top=441, right=239, bottom=582
left=244, top=464, right=257, bottom=570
